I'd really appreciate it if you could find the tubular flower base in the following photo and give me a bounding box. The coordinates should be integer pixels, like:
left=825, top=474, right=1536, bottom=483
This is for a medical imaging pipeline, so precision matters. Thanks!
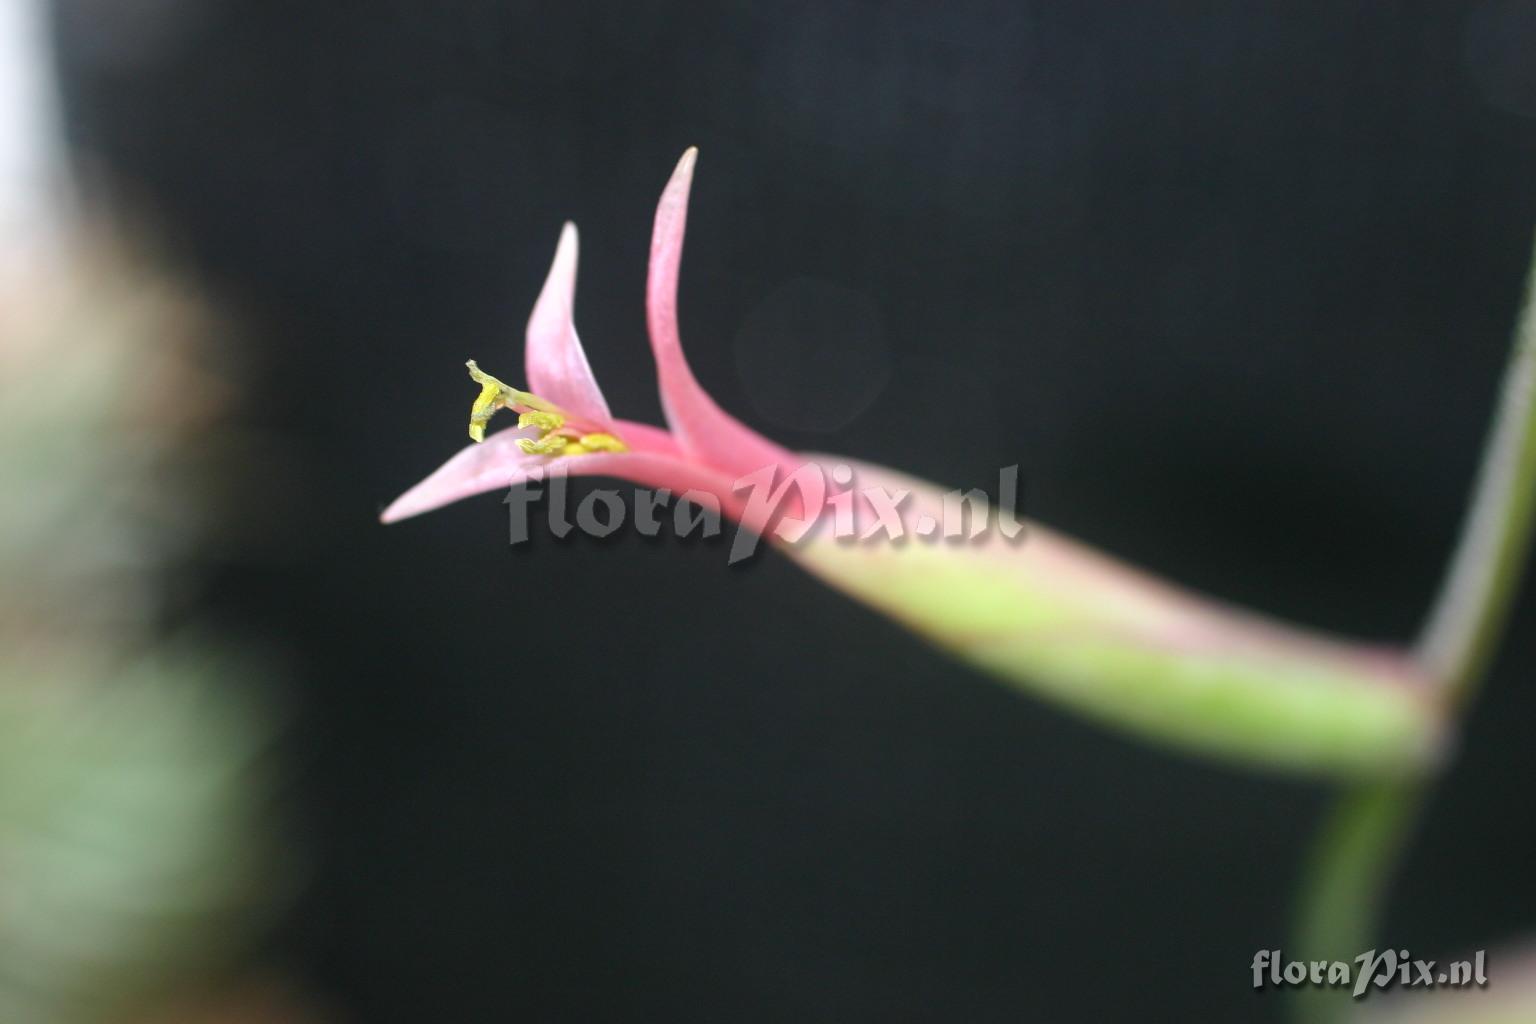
left=383, top=149, right=1445, bottom=780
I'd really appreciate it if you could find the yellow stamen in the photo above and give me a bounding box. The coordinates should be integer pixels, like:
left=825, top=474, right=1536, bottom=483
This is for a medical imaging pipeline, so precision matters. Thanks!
left=517, top=410, right=566, bottom=433
left=463, top=360, right=629, bottom=456
left=575, top=433, right=626, bottom=453
left=465, top=360, right=563, bottom=441
left=467, top=372, right=505, bottom=443
left=516, top=434, right=574, bottom=456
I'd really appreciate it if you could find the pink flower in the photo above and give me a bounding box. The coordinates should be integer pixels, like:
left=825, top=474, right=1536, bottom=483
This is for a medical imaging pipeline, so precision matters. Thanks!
left=381, top=148, right=1441, bottom=780
left=380, top=148, right=806, bottom=531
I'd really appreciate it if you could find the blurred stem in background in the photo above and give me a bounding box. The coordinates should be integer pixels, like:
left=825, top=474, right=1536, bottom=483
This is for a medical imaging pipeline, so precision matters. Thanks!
left=1292, top=235, right=1536, bottom=1024
left=0, top=2, right=303, bottom=1022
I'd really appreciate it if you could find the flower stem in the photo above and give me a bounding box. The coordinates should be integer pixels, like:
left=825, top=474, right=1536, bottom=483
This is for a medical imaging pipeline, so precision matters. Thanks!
left=1418, top=237, right=1536, bottom=705
left=1290, top=234, right=1536, bottom=1024
left=1289, top=781, right=1423, bottom=1022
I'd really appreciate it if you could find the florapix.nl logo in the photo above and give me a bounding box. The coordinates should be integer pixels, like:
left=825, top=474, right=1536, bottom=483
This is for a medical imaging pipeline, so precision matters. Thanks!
left=503, top=462, right=1027, bottom=564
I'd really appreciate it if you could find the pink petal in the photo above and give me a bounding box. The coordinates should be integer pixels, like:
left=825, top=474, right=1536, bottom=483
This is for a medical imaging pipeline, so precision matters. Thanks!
left=381, top=420, right=769, bottom=528
left=609, top=417, right=684, bottom=456
left=525, top=222, right=613, bottom=424
left=380, top=427, right=547, bottom=523
left=647, top=149, right=800, bottom=480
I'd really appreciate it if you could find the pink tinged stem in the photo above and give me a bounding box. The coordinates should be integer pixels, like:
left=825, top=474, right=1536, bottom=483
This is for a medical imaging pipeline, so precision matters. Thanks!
left=646, top=148, right=800, bottom=481
left=524, top=222, right=613, bottom=424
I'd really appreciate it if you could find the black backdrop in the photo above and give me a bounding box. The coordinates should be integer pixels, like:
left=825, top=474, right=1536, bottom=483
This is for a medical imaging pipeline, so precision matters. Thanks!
left=52, top=2, right=1536, bottom=1021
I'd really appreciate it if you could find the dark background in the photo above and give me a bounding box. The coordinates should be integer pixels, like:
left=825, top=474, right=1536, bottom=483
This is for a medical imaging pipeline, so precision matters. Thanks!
left=51, top=2, right=1536, bottom=1021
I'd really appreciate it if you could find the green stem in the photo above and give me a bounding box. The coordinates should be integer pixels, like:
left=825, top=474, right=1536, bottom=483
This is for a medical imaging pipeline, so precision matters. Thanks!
left=1419, top=237, right=1536, bottom=705
left=1289, top=234, right=1536, bottom=1024
left=1289, top=782, right=1423, bottom=1023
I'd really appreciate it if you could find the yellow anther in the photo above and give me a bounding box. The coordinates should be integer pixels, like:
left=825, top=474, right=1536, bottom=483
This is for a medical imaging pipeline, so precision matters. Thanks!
left=517, top=431, right=630, bottom=457
left=461, top=360, right=628, bottom=457
left=468, top=378, right=505, bottom=444
left=518, top=410, right=566, bottom=433
left=467, top=360, right=518, bottom=442
left=576, top=433, right=626, bottom=453
left=516, top=434, right=574, bottom=456
left=465, top=359, right=561, bottom=442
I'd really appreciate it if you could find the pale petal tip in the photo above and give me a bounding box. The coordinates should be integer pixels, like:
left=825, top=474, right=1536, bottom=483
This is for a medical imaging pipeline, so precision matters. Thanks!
left=653, top=148, right=698, bottom=245
left=529, top=222, right=580, bottom=332
left=379, top=477, right=448, bottom=524
left=379, top=490, right=423, bottom=524
left=548, top=221, right=578, bottom=279
left=672, top=147, right=698, bottom=183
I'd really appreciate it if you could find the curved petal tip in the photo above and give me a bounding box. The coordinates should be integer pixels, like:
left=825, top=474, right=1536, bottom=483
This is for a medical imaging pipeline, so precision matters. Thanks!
left=380, top=430, right=549, bottom=524
left=525, top=221, right=612, bottom=424
left=646, top=146, right=797, bottom=479
left=675, top=145, right=698, bottom=180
